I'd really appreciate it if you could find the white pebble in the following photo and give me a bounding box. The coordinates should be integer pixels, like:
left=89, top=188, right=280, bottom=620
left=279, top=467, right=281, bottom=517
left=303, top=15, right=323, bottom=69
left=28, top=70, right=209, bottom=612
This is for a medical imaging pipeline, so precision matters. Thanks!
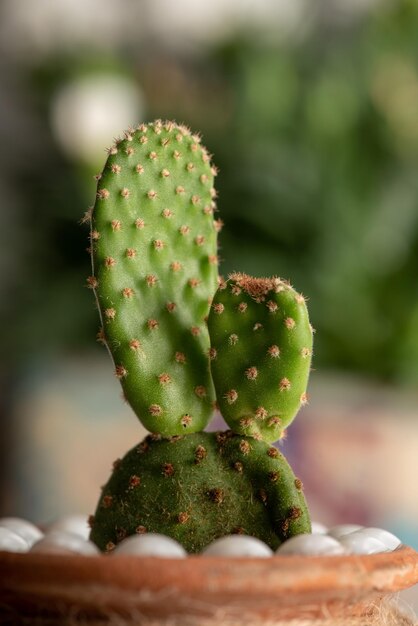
left=339, top=531, right=387, bottom=555
left=0, top=527, right=29, bottom=553
left=327, top=524, right=364, bottom=539
left=30, top=530, right=99, bottom=556
left=47, top=515, right=90, bottom=540
left=353, top=528, right=401, bottom=551
left=0, top=517, right=43, bottom=547
left=202, top=535, right=273, bottom=557
left=311, top=521, right=328, bottom=535
left=276, top=533, right=346, bottom=556
left=113, top=533, right=187, bottom=558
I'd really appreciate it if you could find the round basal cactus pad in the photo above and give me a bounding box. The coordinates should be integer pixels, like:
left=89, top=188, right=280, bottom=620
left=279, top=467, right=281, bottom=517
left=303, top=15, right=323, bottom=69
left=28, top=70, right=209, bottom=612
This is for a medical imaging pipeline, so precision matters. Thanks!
left=207, top=273, right=313, bottom=442
left=89, top=121, right=219, bottom=435
left=89, top=431, right=310, bottom=553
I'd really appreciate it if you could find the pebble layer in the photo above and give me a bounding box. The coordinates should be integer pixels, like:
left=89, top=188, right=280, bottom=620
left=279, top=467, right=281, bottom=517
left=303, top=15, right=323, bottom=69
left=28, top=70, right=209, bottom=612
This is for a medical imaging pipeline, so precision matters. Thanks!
left=0, top=516, right=402, bottom=557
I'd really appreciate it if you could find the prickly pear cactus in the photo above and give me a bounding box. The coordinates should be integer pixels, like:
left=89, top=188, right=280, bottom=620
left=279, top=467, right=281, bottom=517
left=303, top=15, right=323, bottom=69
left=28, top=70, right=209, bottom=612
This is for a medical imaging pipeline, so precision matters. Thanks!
left=88, top=121, right=220, bottom=435
left=207, top=273, right=313, bottom=443
left=86, top=122, right=313, bottom=554
left=89, top=431, right=310, bottom=553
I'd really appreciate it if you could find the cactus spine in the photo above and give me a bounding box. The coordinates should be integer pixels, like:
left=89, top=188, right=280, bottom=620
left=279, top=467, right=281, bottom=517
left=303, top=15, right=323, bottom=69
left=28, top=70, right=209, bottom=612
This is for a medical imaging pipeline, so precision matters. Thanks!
left=89, top=121, right=219, bottom=436
left=207, top=272, right=313, bottom=443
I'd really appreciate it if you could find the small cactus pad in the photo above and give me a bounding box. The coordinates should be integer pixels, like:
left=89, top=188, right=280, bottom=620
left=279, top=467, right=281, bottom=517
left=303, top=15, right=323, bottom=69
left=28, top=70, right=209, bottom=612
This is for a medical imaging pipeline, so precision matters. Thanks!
left=89, top=431, right=310, bottom=553
left=207, top=273, right=313, bottom=442
left=89, top=121, right=219, bottom=435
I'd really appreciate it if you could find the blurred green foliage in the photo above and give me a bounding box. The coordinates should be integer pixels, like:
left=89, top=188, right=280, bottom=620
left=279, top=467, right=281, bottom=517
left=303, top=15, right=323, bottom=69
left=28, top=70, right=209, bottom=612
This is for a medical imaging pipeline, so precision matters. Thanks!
left=5, top=0, right=418, bottom=385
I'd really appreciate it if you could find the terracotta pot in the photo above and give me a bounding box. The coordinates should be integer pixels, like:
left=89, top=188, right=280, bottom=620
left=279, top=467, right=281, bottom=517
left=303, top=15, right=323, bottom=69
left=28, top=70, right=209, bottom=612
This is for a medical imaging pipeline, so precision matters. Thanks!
left=0, top=545, right=417, bottom=625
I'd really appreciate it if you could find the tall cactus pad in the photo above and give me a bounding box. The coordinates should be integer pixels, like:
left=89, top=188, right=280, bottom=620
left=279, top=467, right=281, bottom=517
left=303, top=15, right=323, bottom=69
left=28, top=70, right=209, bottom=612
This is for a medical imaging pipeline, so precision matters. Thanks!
left=207, top=273, right=313, bottom=443
left=89, top=121, right=219, bottom=435
left=89, top=431, right=310, bottom=553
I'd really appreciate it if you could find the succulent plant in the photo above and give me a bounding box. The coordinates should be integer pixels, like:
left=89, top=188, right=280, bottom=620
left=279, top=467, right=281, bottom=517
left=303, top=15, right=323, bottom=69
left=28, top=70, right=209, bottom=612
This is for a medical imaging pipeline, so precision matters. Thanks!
left=88, top=120, right=220, bottom=436
left=87, top=121, right=313, bottom=553
left=207, top=272, right=313, bottom=443
left=90, top=431, right=310, bottom=553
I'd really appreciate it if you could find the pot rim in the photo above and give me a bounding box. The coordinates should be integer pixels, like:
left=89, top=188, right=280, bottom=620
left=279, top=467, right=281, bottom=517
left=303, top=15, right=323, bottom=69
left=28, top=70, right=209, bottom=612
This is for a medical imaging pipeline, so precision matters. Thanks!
left=1, top=544, right=417, bottom=592
left=1, top=545, right=417, bottom=622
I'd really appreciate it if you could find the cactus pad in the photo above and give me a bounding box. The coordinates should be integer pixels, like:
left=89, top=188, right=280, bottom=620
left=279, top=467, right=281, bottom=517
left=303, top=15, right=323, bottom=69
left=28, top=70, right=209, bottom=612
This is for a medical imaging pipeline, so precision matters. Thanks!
left=89, top=431, right=311, bottom=553
left=89, top=121, right=219, bottom=435
left=207, top=273, right=313, bottom=442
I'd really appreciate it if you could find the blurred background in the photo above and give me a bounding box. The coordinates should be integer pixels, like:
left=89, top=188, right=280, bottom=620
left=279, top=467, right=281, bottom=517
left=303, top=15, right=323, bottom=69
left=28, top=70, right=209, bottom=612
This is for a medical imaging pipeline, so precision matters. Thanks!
left=0, top=0, right=418, bottom=567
